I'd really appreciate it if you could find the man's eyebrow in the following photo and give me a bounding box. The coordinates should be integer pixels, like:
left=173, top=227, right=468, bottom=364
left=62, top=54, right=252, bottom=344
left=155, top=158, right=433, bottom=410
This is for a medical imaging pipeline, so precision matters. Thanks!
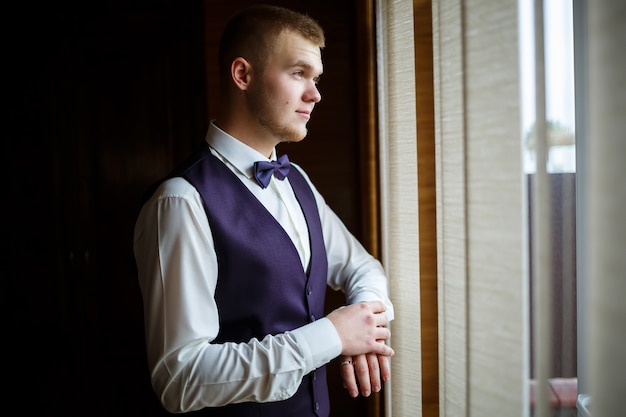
left=290, top=60, right=314, bottom=69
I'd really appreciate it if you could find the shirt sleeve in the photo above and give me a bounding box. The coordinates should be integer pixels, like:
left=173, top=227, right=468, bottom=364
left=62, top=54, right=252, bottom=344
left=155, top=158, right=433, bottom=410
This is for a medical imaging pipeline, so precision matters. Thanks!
left=290, top=165, right=395, bottom=321
left=133, top=178, right=342, bottom=413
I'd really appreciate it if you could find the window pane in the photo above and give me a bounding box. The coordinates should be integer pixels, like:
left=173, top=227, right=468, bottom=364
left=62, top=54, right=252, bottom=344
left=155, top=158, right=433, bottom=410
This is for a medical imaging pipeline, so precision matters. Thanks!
left=521, top=0, right=578, bottom=414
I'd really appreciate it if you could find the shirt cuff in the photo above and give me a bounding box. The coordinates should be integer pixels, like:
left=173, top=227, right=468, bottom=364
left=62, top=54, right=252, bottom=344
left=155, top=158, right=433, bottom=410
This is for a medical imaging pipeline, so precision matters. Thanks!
left=290, top=317, right=342, bottom=373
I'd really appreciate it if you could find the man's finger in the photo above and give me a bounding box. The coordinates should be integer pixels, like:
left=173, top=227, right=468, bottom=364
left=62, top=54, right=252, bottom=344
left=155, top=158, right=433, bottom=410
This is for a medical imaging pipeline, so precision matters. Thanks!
left=340, top=356, right=358, bottom=398
left=372, top=340, right=395, bottom=357
left=367, top=353, right=382, bottom=393
left=354, top=355, right=371, bottom=397
left=378, top=354, right=391, bottom=382
left=366, top=300, right=387, bottom=314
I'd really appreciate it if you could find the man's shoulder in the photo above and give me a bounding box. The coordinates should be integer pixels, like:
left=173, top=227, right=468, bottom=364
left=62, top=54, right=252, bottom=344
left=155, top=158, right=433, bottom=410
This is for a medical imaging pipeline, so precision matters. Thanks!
left=156, top=177, right=197, bottom=199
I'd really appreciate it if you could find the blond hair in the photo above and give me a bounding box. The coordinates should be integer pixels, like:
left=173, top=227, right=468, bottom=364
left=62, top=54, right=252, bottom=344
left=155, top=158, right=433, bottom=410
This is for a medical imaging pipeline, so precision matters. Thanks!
left=218, top=5, right=325, bottom=81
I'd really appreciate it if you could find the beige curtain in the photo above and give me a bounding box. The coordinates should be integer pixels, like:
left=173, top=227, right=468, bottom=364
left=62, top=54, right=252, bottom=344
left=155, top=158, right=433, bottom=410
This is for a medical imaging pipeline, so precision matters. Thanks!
left=433, top=0, right=527, bottom=415
left=379, top=0, right=625, bottom=416
left=380, top=0, right=526, bottom=415
left=376, top=1, right=421, bottom=416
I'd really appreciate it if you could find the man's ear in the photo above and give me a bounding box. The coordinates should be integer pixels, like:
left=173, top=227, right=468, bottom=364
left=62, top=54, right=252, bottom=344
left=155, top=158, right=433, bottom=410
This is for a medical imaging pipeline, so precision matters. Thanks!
left=231, top=57, right=252, bottom=91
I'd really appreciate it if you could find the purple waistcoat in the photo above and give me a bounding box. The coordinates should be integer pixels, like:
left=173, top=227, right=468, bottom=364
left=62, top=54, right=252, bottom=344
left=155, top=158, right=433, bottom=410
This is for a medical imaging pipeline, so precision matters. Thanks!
left=178, top=145, right=330, bottom=417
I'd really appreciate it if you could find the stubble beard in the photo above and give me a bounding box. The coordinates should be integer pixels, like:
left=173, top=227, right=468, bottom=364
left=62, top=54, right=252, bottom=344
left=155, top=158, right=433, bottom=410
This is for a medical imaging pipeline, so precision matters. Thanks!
left=248, top=88, right=307, bottom=144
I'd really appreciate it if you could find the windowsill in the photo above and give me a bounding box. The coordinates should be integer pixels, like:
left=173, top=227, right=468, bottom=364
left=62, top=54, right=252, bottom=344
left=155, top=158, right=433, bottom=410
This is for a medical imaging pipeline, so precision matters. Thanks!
left=529, top=377, right=578, bottom=410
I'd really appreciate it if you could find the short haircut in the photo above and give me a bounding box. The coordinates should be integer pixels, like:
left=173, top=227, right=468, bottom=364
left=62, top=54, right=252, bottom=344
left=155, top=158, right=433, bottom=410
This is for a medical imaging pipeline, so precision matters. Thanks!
left=218, top=5, right=325, bottom=80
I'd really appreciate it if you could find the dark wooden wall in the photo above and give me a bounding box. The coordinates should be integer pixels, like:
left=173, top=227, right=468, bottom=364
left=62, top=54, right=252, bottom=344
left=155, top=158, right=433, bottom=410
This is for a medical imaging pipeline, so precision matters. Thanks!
left=6, top=1, right=377, bottom=415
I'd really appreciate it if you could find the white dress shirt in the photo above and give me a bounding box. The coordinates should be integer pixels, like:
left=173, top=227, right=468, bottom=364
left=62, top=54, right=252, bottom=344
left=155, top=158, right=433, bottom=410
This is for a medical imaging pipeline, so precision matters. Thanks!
left=133, top=122, right=394, bottom=413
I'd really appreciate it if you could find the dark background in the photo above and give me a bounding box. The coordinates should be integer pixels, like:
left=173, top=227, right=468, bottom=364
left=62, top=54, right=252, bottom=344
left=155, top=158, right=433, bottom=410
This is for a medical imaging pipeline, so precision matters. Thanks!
left=6, top=0, right=378, bottom=415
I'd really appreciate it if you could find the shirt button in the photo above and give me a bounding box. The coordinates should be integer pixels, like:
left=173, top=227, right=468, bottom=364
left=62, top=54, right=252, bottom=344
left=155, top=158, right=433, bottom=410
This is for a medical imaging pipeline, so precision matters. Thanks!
left=310, top=314, right=315, bottom=322
left=315, top=401, right=320, bottom=410
left=306, top=286, right=313, bottom=295
left=312, top=371, right=317, bottom=381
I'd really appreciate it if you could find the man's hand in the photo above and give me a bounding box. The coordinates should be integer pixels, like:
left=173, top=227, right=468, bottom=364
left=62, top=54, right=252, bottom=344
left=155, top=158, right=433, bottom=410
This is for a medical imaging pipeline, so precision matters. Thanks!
left=326, top=301, right=394, bottom=397
left=326, top=301, right=394, bottom=358
left=340, top=353, right=391, bottom=398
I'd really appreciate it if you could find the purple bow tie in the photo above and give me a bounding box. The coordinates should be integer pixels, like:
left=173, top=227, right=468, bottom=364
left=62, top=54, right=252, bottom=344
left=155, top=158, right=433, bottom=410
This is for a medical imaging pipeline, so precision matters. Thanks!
left=253, top=154, right=291, bottom=189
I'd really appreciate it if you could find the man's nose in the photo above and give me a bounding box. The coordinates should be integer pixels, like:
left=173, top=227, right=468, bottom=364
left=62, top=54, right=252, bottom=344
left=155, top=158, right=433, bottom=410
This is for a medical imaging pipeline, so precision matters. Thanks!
left=305, top=82, right=322, bottom=103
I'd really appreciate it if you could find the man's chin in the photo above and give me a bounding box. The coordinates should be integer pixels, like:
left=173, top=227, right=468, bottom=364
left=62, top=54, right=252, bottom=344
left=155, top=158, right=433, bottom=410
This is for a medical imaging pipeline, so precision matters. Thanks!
left=280, top=130, right=307, bottom=144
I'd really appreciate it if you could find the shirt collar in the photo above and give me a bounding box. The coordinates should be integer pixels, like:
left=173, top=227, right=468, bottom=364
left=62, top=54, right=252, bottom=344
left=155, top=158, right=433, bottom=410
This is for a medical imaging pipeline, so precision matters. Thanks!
left=204, top=121, right=277, bottom=179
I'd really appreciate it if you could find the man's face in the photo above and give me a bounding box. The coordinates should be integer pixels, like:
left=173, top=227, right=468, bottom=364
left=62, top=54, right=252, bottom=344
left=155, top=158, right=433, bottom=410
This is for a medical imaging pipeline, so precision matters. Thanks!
left=247, top=32, right=323, bottom=144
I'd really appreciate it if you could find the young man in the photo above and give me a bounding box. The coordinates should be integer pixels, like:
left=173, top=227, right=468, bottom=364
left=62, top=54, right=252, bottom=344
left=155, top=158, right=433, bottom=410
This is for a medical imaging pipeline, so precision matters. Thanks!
left=133, top=5, right=394, bottom=416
